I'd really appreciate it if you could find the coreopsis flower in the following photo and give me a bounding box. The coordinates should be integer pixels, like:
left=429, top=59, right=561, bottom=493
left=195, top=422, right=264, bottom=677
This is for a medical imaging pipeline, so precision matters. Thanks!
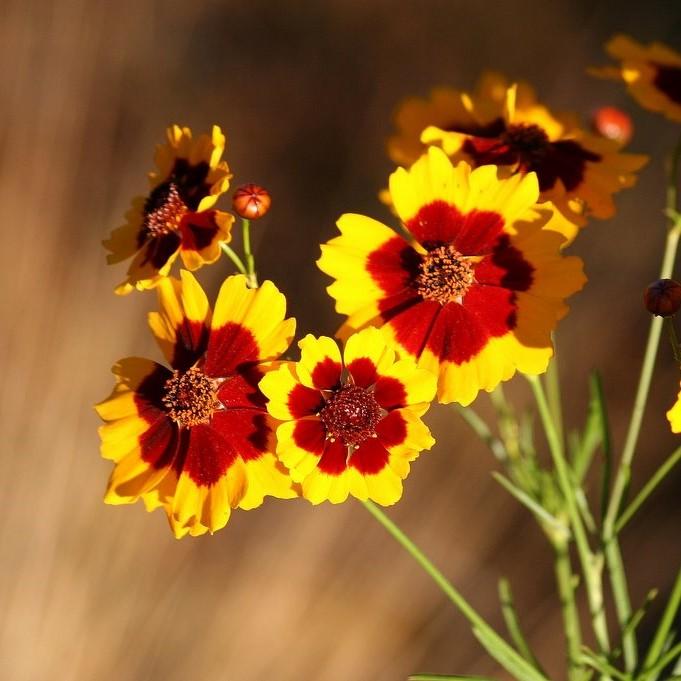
left=389, top=72, right=647, bottom=226
left=667, top=386, right=681, bottom=434
left=259, top=328, right=436, bottom=505
left=591, top=36, right=681, bottom=124
left=105, top=125, right=235, bottom=295
left=318, top=148, right=586, bottom=406
left=95, top=272, right=296, bottom=537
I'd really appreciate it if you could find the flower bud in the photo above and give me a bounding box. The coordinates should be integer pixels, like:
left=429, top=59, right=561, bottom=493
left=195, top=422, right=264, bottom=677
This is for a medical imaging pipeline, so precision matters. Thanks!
left=644, top=279, right=681, bottom=317
left=592, top=106, right=633, bottom=145
left=232, top=183, right=271, bottom=220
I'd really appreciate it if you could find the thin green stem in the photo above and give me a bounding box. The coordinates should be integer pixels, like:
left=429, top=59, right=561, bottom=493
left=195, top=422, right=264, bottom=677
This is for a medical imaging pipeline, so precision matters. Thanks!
left=527, top=375, right=611, bottom=655
left=455, top=405, right=507, bottom=461
left=667, top=318, right=681, bottom=364
left=615, top=445, right=681, bottom=534
left=241, top=218, right=258, bottom=287
left=642, top=567, right=681, bottom=675
left=641, top=641, right=681, bottom=681
left=603, top=134, right=681, bottom=539
left=545, top=338, right=565, bottom=447
left=553, top=543, right=583, bottom=680
left=362, top=500, right=548, bottom=681
left=605, top=539, right=637, bottom=671
left=490, top=385, right=522, bottom=460
left=220, top=243, right=247, bottom=275
left=498, top=578, right=545, bottom=673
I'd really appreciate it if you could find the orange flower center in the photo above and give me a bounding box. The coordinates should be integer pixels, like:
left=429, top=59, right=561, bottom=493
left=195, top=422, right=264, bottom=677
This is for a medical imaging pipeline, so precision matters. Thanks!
left=162, top=367, right=221, bottom=428
left=143, top=182, right=188, bottom=238
left=320, top=385, right=382, bottom=447
left=416, top=244, right=474, bottom=305
left=503, top=123, right=550, bottom=164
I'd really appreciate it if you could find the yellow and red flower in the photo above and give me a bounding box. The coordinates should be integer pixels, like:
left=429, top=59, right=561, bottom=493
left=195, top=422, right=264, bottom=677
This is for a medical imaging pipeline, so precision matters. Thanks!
left=105, top=125, right=235, bottom=295
left=389, top=72, right=647, bottom=227
left=667, top=386, right=681, bottom=434
left=591, top=35, right=681, bottom=124
left=259, top=328, right=436, bottom=505
left=95, top=272, right=296, bottom=537
left=318, top=148, right=586, bottom=406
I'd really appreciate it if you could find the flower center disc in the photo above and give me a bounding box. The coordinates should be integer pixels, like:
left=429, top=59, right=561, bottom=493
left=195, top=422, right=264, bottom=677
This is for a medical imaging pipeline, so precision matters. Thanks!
left=163, top=367, right=221, bottom=428
left=319, top=385, right=382, bottom=447
left=143, top=182, right=187, bottom=237
left=503, top=123, right=550, bottom=165
left=416, top=244, right=474, bottom=305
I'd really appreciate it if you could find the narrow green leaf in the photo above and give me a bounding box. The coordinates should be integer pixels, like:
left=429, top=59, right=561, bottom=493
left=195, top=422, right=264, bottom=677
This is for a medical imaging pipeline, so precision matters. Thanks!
left=492, top=472, right=570, bottom=539
left=621, top=589, right=658, bottom=640
left=580, top=649, right=628, bottom=680
left=498, top=578, right=545, bottom=673
left=615, top=446, right=681, bottom=533
left=472, top=626, right=546, bottom=681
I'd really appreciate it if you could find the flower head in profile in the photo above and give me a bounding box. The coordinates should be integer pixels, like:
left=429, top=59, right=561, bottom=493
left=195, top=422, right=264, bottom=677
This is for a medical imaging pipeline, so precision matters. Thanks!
left=318, top=148, right=586, bottom=405
left=591, top=35, right=681, bottom=124
left=389, top=72, right=647, bottom=226
left=95, top=272, right=296, bottom=537
left=259, top=328, right=436, bottom=506
left=105, top=125, right=235, bottom=295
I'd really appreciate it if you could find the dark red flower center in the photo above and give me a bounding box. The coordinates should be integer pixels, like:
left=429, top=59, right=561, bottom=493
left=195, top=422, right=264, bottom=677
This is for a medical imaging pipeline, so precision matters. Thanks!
left=319, top=385, right=383, bottom=447
left=162, top=366, right=221, bottom=428
left=143, top=182, right=188, bottom=238
left=503, top=123, right=551, bottom=165
left=652, top=62, right=681, bottom=105
left=415, top=244, right=475, bottom=305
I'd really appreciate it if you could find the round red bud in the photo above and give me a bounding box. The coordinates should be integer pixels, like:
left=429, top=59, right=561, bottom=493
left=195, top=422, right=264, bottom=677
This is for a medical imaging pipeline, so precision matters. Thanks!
left=592, top=106, right=633, bottom=145
left=644, top=279, right=681, bottom=317
left=232, top=183, right=271, bottom=220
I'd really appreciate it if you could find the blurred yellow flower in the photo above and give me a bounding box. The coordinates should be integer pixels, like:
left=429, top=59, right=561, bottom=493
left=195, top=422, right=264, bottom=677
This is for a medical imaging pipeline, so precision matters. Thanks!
left=95, top=272, right=296, bottom=538
left=667, top=385, right=681, bottom=433
left=389, top=72, right=647, bottom=227
left=319, top=148, right=586, bottom=405
left=260, top=328, right=436, bottom=505
left=591, top=35, right=681, bottom=124
left=105, top=125, right=235, bottom=294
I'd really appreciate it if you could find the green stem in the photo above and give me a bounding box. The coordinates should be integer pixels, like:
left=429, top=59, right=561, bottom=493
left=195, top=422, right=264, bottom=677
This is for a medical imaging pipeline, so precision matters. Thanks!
left=667, top=318, right=681, bottom=364
left=545, top=337, right=565, bottom=448
left=362, top=500, right=548, bottom=681
left=615, top=445, right=681, bottom=534
left=455, top=405, right=507, bottom=461
left=603, top=134, right=681, bottom=539
left=527, top=375, right=611, bottom=656
left=642, top=567, right=681, bottom=677
left=220, top=243, right=247, bottom=275
left=554, top=542, right=583, bottom=680
left=605, top=539, right=637, bottom=671
left=599, top=133, right=681, bottom=675
left=498, top=578, right=546, bottom=673
left=241, top=218, right=258, bottom=287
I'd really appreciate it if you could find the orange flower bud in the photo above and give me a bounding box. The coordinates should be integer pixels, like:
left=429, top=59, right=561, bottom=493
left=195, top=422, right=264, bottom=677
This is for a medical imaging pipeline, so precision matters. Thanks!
left=232, top=184, right=271, bottom=220
left=592, top=106, right=633, bottom=145
left=644, top=279, right=681, bottom=317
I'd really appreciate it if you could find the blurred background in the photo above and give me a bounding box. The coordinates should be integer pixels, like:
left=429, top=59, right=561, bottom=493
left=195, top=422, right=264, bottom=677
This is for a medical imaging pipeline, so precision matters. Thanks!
left=1, top=1, right=681, bottom=679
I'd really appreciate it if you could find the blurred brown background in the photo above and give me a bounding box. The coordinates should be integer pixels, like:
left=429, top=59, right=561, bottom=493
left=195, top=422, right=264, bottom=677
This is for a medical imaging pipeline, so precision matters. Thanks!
left=1, top=1, right=680, bottom=679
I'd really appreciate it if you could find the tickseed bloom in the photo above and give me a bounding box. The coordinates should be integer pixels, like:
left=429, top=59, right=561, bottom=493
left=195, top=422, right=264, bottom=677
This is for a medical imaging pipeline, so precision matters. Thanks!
left=259, top=328, right=436, bottom=505
left=389, top=72, right=647, bottom=226
left=105, top=125, right=235, bottom=295
left=318, top=148, right=586, bottom=406
left=95, top=272, right=296, bottom=538
left=591, top=36, right=681, bottom=124
left=667, top=386, right=681, bottom=434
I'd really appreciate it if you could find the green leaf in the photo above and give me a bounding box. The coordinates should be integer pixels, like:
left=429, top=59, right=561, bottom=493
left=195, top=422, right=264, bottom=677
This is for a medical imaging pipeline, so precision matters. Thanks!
left=572, top=373, right=611, bottom=492
left=472, top=626, right=547, bottom=681
left=492, top=472, right=570, bottom=541
left=498, top=578, right=545, bottom=673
